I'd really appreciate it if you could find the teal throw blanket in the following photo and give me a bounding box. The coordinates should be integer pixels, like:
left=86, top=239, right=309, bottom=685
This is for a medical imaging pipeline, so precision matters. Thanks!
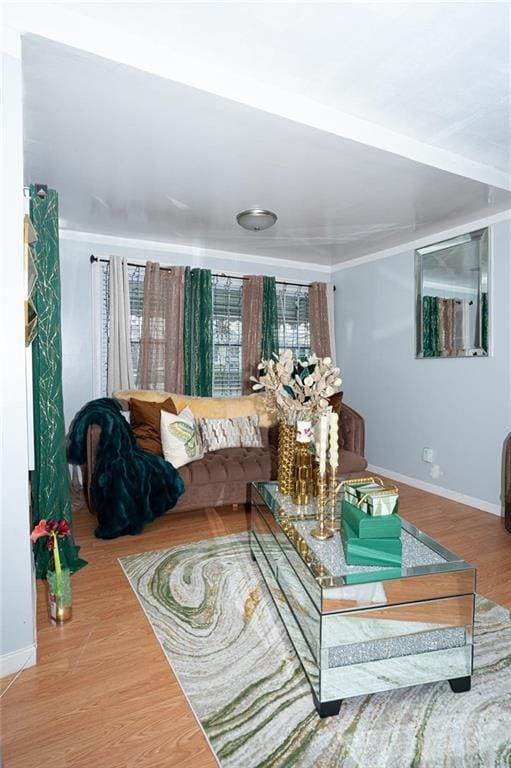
left=68, top=398, right=184, bottom=539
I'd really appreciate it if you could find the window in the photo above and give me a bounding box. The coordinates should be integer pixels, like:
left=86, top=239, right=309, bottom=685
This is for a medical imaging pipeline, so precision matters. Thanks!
left=99, top=263, right=310, bottom=396
left=99, top=262, right=144, bottom=392
left=276, top=283, right=310, bottom=359
left=212, top=275, right=243, bottom=396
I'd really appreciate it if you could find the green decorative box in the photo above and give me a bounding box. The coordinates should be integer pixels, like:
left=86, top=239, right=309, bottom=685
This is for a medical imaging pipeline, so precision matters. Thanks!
left=343, top=477, right=399, bottom=517
left=341, top=519, right=402, bottom=566
left=342, top=499, right=401, bottom=539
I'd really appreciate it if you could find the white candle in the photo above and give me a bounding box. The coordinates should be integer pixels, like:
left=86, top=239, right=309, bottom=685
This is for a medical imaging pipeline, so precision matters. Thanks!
left=318, top=413, right=329, bottom=477
left=329, top=412, right=339, bottom=470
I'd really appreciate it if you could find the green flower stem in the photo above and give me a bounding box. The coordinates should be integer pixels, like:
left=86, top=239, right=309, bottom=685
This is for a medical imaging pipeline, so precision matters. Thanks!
left=52, top=532, right=62, bottom=594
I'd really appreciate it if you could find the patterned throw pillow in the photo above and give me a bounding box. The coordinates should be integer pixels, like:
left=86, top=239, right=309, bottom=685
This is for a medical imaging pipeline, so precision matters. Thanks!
left=199, top=415, right=262, bottom=452
left=161, top=407, right=204, bottom=469
left=239, top=414, right=263, bottom=448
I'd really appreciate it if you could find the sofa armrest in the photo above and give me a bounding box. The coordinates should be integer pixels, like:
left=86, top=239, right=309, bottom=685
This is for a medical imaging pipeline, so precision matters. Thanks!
left=81, top=398, right=131, bottom=516
left=505, top=433, right=511, bottom=533
left=82, top=424, right=101, bottom=516
left=340, top=404, right=365, bottom=458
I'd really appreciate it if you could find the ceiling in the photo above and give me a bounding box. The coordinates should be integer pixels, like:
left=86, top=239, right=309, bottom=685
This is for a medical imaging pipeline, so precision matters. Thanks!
left=71, top=2, right=511, bottom=175
left=20, top=3, right=511, bottom=266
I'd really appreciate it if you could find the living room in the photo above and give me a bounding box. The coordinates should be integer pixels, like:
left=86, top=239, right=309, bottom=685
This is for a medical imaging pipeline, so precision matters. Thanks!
left=1, top=2, right=510, bottom=766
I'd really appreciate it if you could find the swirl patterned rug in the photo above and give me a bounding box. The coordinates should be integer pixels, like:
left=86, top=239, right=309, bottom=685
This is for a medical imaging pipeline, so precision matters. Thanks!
left=119, top=533, right=511, bottom=768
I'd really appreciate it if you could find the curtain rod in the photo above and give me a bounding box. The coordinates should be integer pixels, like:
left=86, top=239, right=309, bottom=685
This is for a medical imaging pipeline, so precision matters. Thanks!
left=89, top=254, right=334, bottom=290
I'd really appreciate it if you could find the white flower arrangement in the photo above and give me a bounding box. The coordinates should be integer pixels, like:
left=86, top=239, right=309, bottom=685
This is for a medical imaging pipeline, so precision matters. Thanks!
left=251, top=350, right=342, bottom=422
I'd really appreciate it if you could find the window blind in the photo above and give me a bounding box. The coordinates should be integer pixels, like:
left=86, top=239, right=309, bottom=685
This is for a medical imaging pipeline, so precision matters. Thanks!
left=276, top=283, right=310, bottom=359
left=99, top=263, right=310, bottom=397
left=212, top=275, right=243, bottom=396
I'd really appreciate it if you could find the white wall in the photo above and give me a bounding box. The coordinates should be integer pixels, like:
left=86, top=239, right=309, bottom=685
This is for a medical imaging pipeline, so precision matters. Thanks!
left=333, top=218, right=511, bottom=512
left=0, top=32, right=36, bottom=675
left=59, top=231, right=331, bottom=428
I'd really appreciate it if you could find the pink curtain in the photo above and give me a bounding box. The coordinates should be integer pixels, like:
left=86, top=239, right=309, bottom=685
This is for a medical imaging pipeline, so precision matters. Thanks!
left=241, top=275, right=264, bottom=394
left=437, top=297, right=456, bottom=356
left=138, top=263, right=185, bottom=392
left=309, top=282, right=332, bottom=358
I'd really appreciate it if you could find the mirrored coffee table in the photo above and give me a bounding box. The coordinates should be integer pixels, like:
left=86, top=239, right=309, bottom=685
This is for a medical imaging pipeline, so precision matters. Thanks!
left=250, top=481, right=476, bottom=717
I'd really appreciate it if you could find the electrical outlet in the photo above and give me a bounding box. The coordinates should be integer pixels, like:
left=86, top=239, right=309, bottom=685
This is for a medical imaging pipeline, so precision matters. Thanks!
left=422, top=447, right=434, bottom=463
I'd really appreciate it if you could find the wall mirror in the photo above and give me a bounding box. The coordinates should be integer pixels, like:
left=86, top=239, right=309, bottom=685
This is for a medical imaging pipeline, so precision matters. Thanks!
left=415, top=228, right=489, bottom=358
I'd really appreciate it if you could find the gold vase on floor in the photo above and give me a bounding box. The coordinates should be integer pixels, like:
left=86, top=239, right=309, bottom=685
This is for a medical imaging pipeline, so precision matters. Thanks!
left=293, top=442, right=312, bottom=506
left=277, top=422, right=296, bottom=496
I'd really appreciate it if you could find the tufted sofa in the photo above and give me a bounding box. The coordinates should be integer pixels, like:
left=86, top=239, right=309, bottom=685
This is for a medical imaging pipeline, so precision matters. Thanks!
left=82, top=392, right=367, bottom=515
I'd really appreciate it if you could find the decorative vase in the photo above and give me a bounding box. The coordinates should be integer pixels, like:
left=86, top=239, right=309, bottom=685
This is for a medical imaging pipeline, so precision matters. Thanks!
left=293, top=441, right=312, bottom=506
left=277, top=421, right=297, bottom=495
left=47, top=567, right=72, bottom=623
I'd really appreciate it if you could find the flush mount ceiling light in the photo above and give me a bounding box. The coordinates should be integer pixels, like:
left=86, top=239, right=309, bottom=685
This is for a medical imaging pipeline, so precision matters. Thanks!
left=236, top=208, right=277, bottom=232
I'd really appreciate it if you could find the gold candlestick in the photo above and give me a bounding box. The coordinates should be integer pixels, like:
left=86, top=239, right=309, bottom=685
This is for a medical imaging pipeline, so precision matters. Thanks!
left=311, top=474, right=333, bottom=540
left=327, top=473, right=341, bottom=532
left=313, top=462, right=332, bottom=497
left=314, top=471, right=322, bottom=520
left=312, top=461, right=320, bottom=497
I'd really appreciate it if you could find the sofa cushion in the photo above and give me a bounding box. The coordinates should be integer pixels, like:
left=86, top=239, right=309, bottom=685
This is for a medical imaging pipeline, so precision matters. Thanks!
left=161, top=407, right=204, bottom=468
left=199, top=415, right=263, bottom=451
left=199, top=417, right=242, bottom=451
left=130, top=396, right=177, bottom=455
left=177, top=447, right=272, bottom=487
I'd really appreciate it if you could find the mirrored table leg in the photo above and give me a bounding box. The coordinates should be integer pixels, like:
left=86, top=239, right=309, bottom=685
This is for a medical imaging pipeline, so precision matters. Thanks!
left=449, top=676, right=471, bottom=693
left=312, top=690, right=342, bottom=718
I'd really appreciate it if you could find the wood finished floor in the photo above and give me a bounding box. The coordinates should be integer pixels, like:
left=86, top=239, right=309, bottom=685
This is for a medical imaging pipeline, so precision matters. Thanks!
left=2, top=480, right=510, bottom=768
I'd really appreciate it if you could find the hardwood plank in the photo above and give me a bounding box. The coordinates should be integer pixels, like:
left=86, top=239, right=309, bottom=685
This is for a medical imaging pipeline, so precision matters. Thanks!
left=2, top=483, right=510, bottom=768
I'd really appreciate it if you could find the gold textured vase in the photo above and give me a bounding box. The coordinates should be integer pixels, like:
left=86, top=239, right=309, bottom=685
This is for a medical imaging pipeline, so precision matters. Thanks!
left=277, top=422, right=296, bottom=496
left=293, top=442, right=312, bottom=505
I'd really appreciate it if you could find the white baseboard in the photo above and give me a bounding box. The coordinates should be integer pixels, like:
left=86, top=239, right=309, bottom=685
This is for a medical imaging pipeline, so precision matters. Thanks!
left=0, top=644, right=36, bottom=678
left=368, top=464, right=503, bottom=518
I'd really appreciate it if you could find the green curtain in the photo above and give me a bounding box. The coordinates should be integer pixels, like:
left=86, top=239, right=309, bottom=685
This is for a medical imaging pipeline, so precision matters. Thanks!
left=422, top=296, right=439, bottom=358
left=481, top=292, right=488, bottom=353
left=30, top=186, right=87, bottom=578
left=184, top=267, right=213, bottom=396
left=261, top=275, right=278, bottom=360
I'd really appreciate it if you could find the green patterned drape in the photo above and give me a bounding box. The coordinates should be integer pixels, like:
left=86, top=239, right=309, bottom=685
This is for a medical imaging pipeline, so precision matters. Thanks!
left=261, top=276, right=278, bottom=360
left=30, top=186, right=86, bottom=578
left=481, top=292, right=488, bottom=353
left=422, top=296, right=439, bottom=358
left=184, top=267, right=213, bottom=396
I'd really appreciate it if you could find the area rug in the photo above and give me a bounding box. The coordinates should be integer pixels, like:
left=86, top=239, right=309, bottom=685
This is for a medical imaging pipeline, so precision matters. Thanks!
left=119, top=533, right=511, bottom=768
